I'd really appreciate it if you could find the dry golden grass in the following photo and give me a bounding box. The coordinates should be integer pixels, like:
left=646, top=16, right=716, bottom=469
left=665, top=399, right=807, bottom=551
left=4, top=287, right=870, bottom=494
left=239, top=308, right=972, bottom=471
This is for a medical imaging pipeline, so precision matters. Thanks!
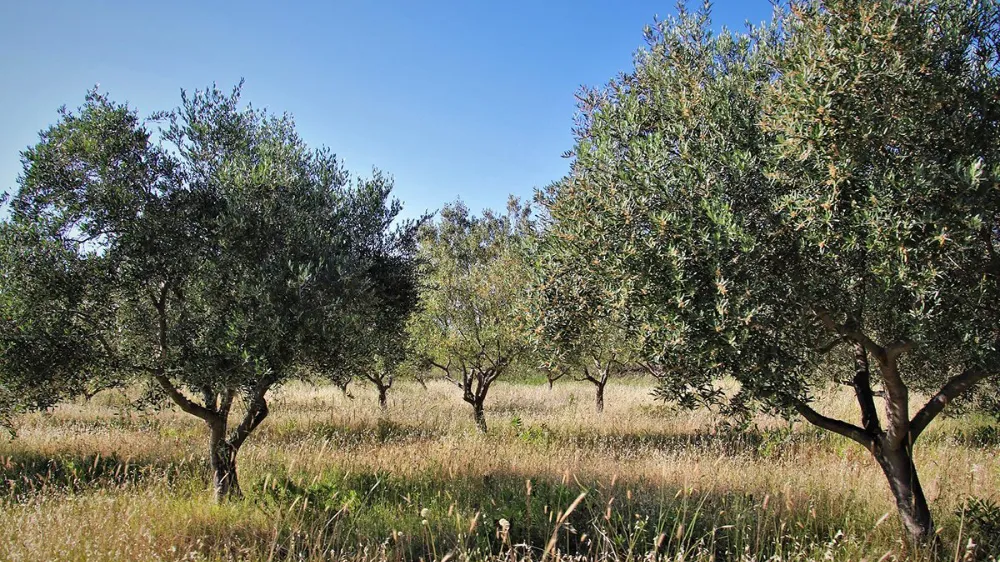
left=1, top=379, right=997, bottom=561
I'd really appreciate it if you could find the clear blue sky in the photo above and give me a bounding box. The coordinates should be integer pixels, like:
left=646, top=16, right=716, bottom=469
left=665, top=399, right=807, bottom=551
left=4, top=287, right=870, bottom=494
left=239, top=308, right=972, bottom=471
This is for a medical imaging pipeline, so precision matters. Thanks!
left=0, top=1, right=772, bottom=218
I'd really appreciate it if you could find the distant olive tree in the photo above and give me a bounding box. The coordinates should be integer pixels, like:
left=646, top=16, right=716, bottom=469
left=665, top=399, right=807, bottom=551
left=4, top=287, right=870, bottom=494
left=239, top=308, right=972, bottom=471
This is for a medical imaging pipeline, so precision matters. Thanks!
left=407, top=200, right=534, bottom=432
left=546, top=0, right=1000, bottom=544
left=5, top=85, right=412, bottom=501
left=527, top=223, right=636, bottom=413
left=334, top=216, right=422, bottom=411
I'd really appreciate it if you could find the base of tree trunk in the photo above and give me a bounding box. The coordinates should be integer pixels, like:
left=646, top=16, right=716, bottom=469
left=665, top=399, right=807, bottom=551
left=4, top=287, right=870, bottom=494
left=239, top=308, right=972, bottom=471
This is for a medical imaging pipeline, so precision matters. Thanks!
left=874, top=444, right=934, bottom=544
left=473, top=403, right=487, bottom=433
left=211, top=442, right=242, bottom=502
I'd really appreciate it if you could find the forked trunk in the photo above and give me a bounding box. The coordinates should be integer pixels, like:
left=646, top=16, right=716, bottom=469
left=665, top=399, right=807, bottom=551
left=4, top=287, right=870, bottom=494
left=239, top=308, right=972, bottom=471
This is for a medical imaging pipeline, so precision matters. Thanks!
left=378, top=385, right=389, bottom=411
left=595, top=383, right=606, bottom=413
left=209, top=424, right=242, bottom=502
left=473, top=401, right=487, bottom=433
left=874, top=444, right=934, bottom=543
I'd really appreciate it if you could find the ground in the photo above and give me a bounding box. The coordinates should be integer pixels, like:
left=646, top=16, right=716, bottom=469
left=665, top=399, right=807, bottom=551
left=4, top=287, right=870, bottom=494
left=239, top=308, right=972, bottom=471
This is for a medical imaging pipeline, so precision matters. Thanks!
left=0, top=379, right=997, bottom=561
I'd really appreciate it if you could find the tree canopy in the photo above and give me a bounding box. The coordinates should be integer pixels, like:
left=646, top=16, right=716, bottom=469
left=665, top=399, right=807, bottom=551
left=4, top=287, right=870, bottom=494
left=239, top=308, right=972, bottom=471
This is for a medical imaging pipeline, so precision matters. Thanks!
left=542, top=0, right=1000, bottom=542
left=407, top=199, right=534, bottom=432
left=2, top=84, right=416, bottom=499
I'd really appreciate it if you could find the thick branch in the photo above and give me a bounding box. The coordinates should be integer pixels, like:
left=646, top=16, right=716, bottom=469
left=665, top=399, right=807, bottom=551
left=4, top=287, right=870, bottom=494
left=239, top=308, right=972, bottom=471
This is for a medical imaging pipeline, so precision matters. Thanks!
left=815, top=308, right=887, bottom=362
left=816, top=338, right=848, bottom=354
left=219, top=388, right=235, bottom=419
left=851, top=341, right=881, bottom=435
left=909, top=369, right=992, bottom=442
left=815, top=308, right=912, bottom=447
left=442, top=373, right=465, bottom=390
left=229, top=383, right=271, bottom=449
left=579, top=365, right=601, bottom=386
left=428, top=359, right=452, bottom=378
left=885, top=339, right=914, bottom=363
left=153, top=373, right=217, bottom=422
left=792, top=398, right=872, bottom=448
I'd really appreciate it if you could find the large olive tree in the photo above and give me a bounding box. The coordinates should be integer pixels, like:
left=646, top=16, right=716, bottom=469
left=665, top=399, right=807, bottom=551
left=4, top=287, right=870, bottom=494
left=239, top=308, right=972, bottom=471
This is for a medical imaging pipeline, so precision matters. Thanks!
left=4, top=85, right=413, bottom=500
left=544, top=1, right=999, bottom=543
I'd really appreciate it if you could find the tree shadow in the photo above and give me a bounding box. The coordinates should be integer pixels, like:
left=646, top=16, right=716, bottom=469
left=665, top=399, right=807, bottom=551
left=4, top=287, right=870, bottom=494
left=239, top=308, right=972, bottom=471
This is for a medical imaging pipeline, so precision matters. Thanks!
left=248, top=466, right=887, bottom=561
left=0, top=450, right=206, bottom=496
left=264, top=417, right=444, bottom=448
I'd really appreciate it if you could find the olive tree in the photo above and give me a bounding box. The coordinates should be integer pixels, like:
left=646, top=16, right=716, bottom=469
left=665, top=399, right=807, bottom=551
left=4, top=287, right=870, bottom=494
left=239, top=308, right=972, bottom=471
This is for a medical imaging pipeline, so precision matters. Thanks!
left=407, top=200, right=533, bottom=432
left=545, top=1, right=999, bottom=543
left=528, top=221, right=637, bottom=413
left=5, top=85, right=412, bottom=500
left=332, top=213, right=421, bottom=411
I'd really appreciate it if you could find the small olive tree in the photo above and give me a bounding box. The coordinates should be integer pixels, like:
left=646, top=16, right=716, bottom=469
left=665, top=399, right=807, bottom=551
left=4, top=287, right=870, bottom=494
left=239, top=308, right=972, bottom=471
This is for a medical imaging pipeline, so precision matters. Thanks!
left=407, top=200, right=534, bottom=432
left=6, top=85, right=412, bottom=500
left=333, top=215, right=422, bottom=411
left=527, top=220, right=637, bottom=413
left=546, top=1, right=1000, bottom=543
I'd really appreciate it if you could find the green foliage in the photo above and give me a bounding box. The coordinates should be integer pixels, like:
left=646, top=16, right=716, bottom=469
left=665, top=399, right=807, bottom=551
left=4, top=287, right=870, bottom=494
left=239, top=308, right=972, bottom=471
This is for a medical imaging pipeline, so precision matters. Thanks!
left=546, top=0, right=1000, bottom=420
left=961, top=496, right=1000, bottom=559
left=406, top=199, right=535, bottom=427
left=545, top=0, right=1000, bottom=541
left=1, top=83, right=413, bottom=460
left=0, top=221, right=101, bottom=424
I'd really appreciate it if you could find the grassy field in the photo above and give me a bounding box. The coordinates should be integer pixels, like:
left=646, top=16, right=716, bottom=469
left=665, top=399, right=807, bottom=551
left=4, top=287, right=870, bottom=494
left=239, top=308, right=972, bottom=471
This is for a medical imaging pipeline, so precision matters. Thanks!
left=0, top=379, right=998, bottom=561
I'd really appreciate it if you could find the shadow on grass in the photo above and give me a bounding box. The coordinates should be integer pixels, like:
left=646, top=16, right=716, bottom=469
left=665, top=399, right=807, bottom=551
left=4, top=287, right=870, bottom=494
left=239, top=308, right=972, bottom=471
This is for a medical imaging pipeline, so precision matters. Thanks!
left=263, top=417, right=444, bottom=448
left=0, top=450, right=207, bottom=497
left=498, top=421, right=815, bottom=461
left=243, top=467, right=897, bottom=561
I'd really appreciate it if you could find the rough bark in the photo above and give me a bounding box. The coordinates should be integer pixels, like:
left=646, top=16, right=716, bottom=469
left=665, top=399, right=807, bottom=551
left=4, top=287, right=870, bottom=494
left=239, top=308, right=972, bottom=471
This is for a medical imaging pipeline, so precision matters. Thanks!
left=851, top=341, right=881, bottom=435
left=595, top=382, right=606, bottom=413
left=874, top=442, right=933, bottom=542
left=377, top=385, right=389, bottom=411
left=807, top=309, right=995, bottom=544
left=209, top=421, right=242, bottom=501
left=473, top=400, right=487, bottom=433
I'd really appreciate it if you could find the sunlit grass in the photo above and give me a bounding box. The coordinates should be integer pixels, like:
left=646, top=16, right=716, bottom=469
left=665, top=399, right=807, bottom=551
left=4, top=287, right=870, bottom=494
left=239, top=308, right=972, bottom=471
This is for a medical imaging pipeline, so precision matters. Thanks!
left=1, top=380, right=997, bottom=561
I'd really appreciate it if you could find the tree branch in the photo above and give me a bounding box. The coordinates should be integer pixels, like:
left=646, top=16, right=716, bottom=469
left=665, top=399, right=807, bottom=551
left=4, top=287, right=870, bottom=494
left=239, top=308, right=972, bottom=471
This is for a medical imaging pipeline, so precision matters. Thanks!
left=153, top=373, right=217, bottom=422
left=885, top=339, right=914, bottom=363
left=814, top=308, right=886, bottom=362
left=850, top=341, right=881, bottom=435
left=229, top=381, right=272, bottom=449
left=909, top=369, right=992, bottom=442
left=792, top=398, right=873, bottom=447
left=428, top=359, right=451, bottom=378
left=816, top=338, right=847, bottom=354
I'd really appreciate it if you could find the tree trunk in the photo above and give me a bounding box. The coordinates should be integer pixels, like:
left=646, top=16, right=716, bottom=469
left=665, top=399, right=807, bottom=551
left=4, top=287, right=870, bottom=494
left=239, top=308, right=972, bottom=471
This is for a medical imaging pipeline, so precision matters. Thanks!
left=209, top=423, right=242, bottom=502
left=595, top=382, right=606, bottom=413
left=473, top=401, right=487, bottom=433
left=874, top=443, right=934, bottom=544
left=378, top=385, right=389, bottom=411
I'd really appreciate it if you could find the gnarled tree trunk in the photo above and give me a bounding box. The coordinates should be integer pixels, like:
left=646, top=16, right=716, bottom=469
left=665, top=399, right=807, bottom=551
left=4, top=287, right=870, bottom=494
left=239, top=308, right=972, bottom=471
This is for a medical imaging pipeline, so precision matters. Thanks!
left=378, top=386, right=389, bottom=410
left=874, top=442, right=933, bottom=541
left=582, top=360, right=613, bottom=414
left=803, top=310, right=992, bottom=546
left=209, top=422, right=242, bottom=501
left=472, top=400, right=487, bottom=433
